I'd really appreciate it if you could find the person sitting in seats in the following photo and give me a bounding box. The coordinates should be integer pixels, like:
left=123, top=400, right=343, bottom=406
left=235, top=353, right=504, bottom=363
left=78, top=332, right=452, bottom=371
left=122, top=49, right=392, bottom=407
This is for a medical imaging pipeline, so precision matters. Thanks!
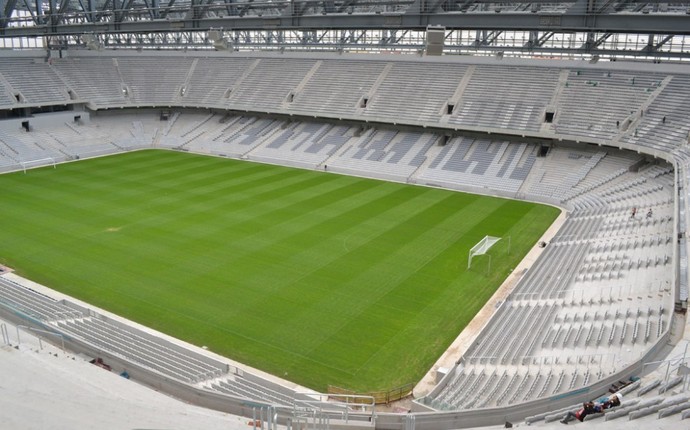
left=560, top=401, right=599, bottom=424
left=561, top=394, right=623, bottom=424
left=602, top=393, right=622, bottom=409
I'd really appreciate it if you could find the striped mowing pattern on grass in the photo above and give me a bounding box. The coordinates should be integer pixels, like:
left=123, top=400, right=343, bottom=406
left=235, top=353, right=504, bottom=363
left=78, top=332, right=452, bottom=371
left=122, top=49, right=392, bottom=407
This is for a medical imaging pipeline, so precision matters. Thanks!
left=0, top=149, right=559, bottom=392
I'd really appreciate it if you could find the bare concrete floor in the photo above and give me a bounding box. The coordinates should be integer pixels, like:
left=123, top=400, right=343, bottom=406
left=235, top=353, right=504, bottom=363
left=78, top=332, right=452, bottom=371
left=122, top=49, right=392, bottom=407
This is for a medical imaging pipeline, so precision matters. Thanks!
left=0, top=318, right=250, bottom=430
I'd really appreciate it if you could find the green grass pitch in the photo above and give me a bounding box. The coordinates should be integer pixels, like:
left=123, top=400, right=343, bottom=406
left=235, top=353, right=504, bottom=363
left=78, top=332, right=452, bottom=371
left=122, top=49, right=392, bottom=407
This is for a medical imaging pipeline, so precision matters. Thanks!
left=0, top=149, right=559, bottom=392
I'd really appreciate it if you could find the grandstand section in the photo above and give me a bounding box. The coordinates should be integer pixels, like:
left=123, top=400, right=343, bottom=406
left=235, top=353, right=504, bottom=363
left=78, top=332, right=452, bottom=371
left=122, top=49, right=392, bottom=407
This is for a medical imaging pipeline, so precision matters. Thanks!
left=289, top=60, right=387, bottom=117
left=51, top=57, right=127, bottom=106
left=422, top=153, right=675, bottom=410
left=0, top=58, right=70, bottom=105
left=0, top=50, right=689, bottom=430
left=0, top=277, right=230, bottom=384
left=448, top=65, right=560, bottom=132
left=249, top=122, right=358, bottom=169
left=418, top=137, right=536, bottom=194
left=0, top=52, right=688, bottom=161
left=524, top=331, right=690, bottom=427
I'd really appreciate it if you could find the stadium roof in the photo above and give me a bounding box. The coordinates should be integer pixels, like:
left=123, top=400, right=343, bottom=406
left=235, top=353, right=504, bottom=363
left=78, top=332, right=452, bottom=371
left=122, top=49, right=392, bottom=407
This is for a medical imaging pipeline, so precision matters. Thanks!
left=1, top=0, right=690, bottom=58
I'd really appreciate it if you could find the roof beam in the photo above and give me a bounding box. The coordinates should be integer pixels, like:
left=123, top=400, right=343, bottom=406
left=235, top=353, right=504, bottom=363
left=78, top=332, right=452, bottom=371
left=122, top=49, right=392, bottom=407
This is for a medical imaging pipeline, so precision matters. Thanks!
left=159, top=0, right=177, bottom=19
left=335, top=0, right=356, bottom=13
left=74, top=0, right=93, bottom=22
left=613, top=0, right=634, bottom=11
left=642, top=33, right=674, bottom=53
left=2, top=0, right=16, bottom=18
left=0, top=0, right=18, bottom=28
left=19, top=0, right=38, bottom=25
left=192, top=0, right=218, bottom=20
left=2, top=10, right=690, bottom=36
left=524, top=30, right=555, bottom=48
left=222, top=0, right=238, bottom=18
left=595, top=0, right=618, bottom=13
left=580, top=31, right=612, bottom=50
left=474, top=29, right=502, bottom=47
left=237, top=0, right=254, bottom=18
left=48, top=0, right=61, bottom=26
left=94, top=0, right=112, bottom=23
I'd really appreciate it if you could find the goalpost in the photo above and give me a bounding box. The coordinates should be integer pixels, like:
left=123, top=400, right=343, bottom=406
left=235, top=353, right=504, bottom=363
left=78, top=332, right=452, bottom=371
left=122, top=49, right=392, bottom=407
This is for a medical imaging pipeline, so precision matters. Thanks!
left=468, top=235, right=511, bottom=274
left=20, top=157, right=56, bottom=174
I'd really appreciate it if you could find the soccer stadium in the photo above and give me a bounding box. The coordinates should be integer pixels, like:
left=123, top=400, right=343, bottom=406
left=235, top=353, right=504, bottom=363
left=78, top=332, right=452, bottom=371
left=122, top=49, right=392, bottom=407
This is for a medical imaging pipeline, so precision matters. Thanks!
left=0, top=1, right=689, bottom=429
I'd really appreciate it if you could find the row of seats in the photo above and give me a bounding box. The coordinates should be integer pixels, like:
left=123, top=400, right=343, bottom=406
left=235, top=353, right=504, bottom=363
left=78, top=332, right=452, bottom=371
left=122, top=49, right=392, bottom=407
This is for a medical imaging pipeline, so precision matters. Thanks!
left=56, top=317, right=226, bottom=384
left=526, top=372, right=690, bottom=426
left=0, top=276, right=229, bottom=385
left=0, top=54, right=686, bottom=158
left=0, top=278, right=82, bottom=321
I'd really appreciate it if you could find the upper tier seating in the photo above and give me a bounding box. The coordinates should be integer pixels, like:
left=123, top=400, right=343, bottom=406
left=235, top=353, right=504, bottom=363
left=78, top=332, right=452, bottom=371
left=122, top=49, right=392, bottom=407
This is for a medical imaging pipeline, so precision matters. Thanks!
left=365, top=62, right=468, bottom=124
left=117, top=57, right=195, bottom=106
left=182, top=57, right=255, bottom=106
left=52, top=57, right=127, bottom=106
left=226, top=58, right=318, bottom=111
left=289, top=60, right=387, bottom=117
left=0, top=52, right=676, bottom=158
left=448, top=65, right=560, bottom=131
left=0, top=58, right=69, bottom=104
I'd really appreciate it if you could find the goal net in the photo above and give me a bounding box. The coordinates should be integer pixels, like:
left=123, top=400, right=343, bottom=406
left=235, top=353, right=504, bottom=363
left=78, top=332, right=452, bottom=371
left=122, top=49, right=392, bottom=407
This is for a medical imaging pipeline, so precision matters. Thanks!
left=20, top=157, right=56, bottom=174
left=468, top=236, right=502, bottom=270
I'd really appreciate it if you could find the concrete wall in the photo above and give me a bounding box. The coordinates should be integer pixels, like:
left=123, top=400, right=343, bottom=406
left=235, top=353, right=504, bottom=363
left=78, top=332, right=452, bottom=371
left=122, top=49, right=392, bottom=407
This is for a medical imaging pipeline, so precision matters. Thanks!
left=0, top=109, right=89, bottom=133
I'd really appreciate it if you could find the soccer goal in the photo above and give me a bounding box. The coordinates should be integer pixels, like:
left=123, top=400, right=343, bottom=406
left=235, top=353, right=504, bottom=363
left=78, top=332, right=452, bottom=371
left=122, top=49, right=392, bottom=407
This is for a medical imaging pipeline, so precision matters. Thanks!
left=20, top=157, right=56, bottom=174
left=468, top=235, right=511, bottom=274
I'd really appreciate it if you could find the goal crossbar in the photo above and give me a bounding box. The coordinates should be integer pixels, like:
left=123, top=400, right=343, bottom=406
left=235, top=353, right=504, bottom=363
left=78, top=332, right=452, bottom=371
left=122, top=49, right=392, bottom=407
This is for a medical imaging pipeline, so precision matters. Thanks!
left=20, top=157, right=56, bottom=173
